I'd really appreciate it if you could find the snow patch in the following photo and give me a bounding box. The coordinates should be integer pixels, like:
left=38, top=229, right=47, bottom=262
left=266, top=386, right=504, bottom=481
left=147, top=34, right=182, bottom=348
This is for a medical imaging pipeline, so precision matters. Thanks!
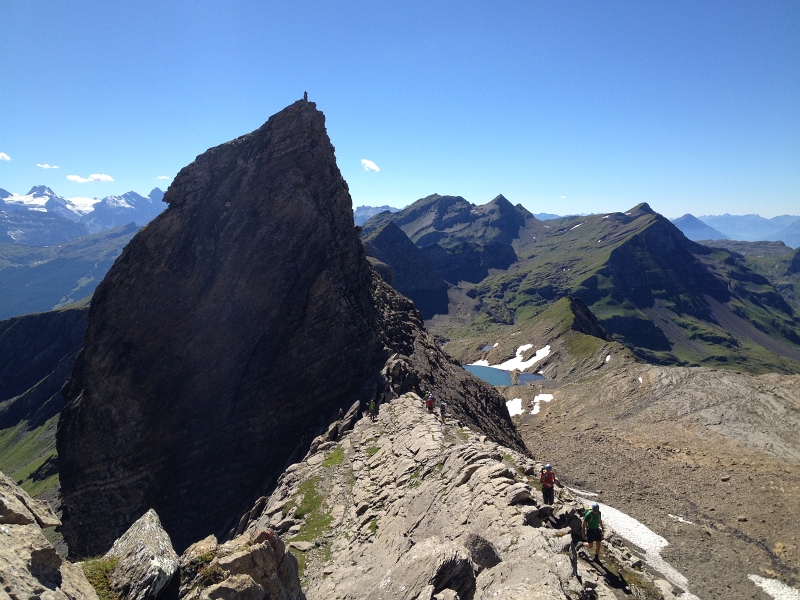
left=605, top=354, right=611, bottom=363
left=638, top=377, right=643, bottom=384
left=493, top=342, right=498, bottom=348
left=748, top=575, right=800, bottom=600
left=578, top=499, right=699, bottom=599
left=67, top=196, right=102, bottom=214
left=570, top=223, right=583, bottom=230
left=506, top=398, right=523, bottom=417
left=495, top=345, right=550, bottom=371
left=529, top=393, right=553, bottom=415
left=470, top=344, right=551, bottom=372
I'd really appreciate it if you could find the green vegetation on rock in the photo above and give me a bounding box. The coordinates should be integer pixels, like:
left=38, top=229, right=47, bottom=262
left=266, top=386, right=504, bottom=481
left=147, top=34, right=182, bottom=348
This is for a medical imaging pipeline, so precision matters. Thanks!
left=82, top=557, right=119, bottom=600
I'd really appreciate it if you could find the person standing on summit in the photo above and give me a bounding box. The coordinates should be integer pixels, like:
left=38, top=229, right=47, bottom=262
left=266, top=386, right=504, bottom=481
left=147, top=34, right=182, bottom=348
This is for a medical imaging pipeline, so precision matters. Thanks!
left=540, top=463, right=556, bottom=505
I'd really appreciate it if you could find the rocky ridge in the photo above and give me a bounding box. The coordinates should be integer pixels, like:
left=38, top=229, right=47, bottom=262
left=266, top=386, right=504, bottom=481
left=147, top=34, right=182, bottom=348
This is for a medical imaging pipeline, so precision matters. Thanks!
left=235, top=394, right=692, bottom=600
left=57, top=99, right=521, bottom=557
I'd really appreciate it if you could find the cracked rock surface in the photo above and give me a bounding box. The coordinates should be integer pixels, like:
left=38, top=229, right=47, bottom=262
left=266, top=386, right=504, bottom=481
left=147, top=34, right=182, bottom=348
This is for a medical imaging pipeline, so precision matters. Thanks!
left=238, top=395, right=668, bottom=599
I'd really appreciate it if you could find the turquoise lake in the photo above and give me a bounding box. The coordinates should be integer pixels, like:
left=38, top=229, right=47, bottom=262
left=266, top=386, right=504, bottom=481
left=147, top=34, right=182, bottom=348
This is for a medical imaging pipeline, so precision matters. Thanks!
left=464, top=365, right=545, bottom=387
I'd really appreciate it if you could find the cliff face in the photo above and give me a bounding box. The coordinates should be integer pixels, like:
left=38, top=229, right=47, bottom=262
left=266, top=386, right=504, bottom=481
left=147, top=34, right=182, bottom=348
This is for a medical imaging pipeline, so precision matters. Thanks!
left=58, top=100, right=522, bottom=557
left=362, top=222, right=449, bottom=319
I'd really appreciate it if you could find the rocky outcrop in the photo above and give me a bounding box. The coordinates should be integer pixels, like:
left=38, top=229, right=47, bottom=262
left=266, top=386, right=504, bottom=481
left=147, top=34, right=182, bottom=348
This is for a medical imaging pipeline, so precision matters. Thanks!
left=363, top=223, right=450, bottom=318
left=104, top=509, right=179, bottom=600
left=58, top=99, right=522, bottom=557
left=0, top=469, right=99, bottom=600
left=237, top=394, right=671, bottom=600
left=786, top=247, right=800, bottom=275
left=177, top=529, right=303, bottom=600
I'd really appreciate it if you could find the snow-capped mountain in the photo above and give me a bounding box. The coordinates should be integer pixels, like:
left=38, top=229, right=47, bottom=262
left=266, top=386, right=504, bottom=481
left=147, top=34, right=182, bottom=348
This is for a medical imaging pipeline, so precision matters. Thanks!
left=0, top=185, right=166, bottom=245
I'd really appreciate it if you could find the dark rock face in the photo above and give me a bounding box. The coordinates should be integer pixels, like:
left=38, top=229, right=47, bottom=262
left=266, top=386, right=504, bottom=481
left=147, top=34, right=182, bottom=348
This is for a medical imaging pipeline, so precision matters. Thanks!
left=363, top=223, right=449, bottom=318
left=57, top=100, right=523, bottom=557
left=787, top=248, right=800, bottom=275
left=0, top=308, right=87, bottom=431
left=422, top=240, right=517, bottom=285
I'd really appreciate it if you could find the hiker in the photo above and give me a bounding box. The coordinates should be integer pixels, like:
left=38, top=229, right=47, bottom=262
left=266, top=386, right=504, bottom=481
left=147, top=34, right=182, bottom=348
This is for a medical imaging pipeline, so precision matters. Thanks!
left=338, top=408, right=344, bottom=420
left=582, top=502, right=605, bottom=562
left=439, top=399, right=447, bottom=423
left=425, top=391, right=435, bottom=414
left=540, top=464, right=556, bottom=505
left=369, top=398, right=376, bottom=422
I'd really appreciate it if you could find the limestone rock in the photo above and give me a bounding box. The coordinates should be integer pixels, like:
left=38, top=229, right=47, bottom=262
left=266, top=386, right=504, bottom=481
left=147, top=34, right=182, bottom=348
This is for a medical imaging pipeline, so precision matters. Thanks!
left=365, top=537, right=475, bottom=600
left=0, top=469, right=61, bottom=528
left=177, top=528, right=302, bottom=600
left=0, top=470, right=98, bottom=600
left=58, top=99, right=523, bottom=556
left=104, top=509, right=179, bottom=600
left=203, top=574, right=265, bottom=600
left=234, top=395, right=665, bottom=600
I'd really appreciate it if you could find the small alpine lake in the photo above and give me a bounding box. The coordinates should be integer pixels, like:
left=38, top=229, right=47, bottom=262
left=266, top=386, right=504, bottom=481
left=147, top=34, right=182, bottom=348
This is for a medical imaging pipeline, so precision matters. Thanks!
left=463, top=364, right=545, bottom=387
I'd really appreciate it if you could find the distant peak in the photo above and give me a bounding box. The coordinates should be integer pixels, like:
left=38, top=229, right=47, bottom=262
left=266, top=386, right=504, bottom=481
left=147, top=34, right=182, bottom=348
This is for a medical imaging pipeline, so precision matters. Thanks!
left=27, top=185, right=57, bottom=197
left=626, top=202, right=655, bottom=216
left=490, top=194, right=511, bottom=205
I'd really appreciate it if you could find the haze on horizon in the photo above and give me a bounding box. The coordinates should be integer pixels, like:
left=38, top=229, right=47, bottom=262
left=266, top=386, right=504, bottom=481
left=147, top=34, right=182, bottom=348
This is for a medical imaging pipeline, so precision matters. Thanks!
left=1, top=1, right=797, bottom=219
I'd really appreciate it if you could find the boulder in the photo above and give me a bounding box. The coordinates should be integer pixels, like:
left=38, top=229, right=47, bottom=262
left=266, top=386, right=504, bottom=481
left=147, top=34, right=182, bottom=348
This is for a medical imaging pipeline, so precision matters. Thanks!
left=104, top=509, right=179, bottom=600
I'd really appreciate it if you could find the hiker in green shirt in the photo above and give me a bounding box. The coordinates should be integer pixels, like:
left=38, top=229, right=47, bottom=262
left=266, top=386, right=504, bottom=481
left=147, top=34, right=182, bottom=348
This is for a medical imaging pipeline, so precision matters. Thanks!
left=582, top=502, right=605, bottom=562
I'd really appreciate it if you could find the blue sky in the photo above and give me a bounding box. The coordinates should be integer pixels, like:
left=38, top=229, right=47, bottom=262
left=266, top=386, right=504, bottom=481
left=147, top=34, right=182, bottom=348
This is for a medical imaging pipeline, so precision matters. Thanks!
left=1, top=1, right=798, bottom=218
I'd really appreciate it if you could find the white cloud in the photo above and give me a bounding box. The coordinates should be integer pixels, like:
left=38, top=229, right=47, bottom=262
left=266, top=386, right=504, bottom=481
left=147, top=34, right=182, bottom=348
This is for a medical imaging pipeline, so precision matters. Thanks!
left=0, top=152, right=10, bottom=161
left=67, top=173, right=114, bottom=183
left=361, top=159, right=380, bottom=172
left=156, top=175, right=170, bottom=180
left=560, top=195, right=566, bottom=199
left=37, top=163, right=59, bottom=169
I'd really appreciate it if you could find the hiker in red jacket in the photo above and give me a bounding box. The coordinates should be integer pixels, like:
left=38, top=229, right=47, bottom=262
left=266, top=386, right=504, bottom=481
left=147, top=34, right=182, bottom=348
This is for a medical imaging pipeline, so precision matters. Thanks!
left=540, top=463, right=556, bottom=505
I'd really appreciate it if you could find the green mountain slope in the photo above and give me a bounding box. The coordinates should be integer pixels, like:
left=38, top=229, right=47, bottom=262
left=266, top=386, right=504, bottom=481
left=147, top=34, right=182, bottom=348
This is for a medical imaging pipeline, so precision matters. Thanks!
left=0, top=306, right=87, bottom=499
left=430, top=202, right=800, bottom=374
left=0, top=222, right=137, bottom=319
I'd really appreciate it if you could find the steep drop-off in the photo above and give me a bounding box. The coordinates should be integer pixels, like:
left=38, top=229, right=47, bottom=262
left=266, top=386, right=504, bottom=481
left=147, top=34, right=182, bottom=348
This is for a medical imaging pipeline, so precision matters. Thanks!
left=57, top=100, right=522, bottom=557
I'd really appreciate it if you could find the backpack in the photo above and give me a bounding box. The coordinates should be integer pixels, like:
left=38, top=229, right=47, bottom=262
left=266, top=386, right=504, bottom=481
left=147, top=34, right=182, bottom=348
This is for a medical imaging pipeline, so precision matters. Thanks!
left=540, top=471, right=555, bottom=487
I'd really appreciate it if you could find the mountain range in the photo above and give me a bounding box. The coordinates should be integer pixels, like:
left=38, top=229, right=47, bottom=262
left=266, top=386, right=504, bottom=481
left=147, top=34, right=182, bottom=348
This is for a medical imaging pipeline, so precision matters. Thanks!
left=363, top=197, right=800, bottom=374
left=0, top=185, right=165, bottom=245
left=674, top=212, right=800, bottom=248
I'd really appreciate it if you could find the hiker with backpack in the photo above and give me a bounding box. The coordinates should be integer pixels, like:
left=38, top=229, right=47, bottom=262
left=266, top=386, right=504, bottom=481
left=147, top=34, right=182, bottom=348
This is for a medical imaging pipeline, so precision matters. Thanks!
left=425, top=391, right=435, bottom=414
left=540, top=463, right=556, bottom=505
left=369, top=398, right=376, bottom=422
left=582, top=502, right=605, bottom=562
left=439, top=400, right=447, bottom=423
